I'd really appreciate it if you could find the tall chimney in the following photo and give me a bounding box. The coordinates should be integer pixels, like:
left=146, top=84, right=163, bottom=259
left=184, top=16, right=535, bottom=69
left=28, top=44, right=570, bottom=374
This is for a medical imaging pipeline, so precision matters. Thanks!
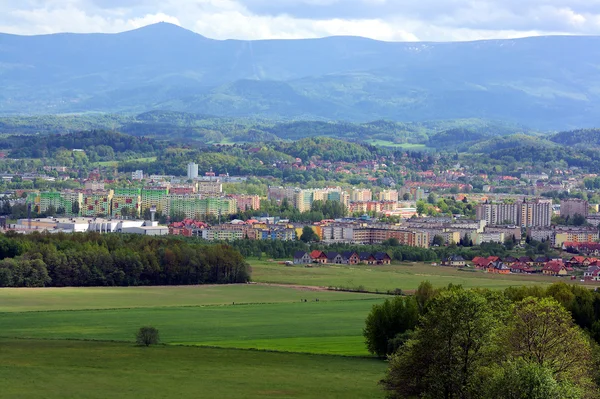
left=150, top=206, right=156, bottom=223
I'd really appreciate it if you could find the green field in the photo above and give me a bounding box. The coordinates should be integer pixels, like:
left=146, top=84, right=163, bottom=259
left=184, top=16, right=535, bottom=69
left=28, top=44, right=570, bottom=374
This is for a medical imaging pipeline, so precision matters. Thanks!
left=249, top=260, right=587, bottom=292
left=0, top=284, right=383, bottom=312
left=0, top=299, right=382, bottom=356
left=1, top=284, right=388, bottom=397
left=1, top=339, right=385, bottom=399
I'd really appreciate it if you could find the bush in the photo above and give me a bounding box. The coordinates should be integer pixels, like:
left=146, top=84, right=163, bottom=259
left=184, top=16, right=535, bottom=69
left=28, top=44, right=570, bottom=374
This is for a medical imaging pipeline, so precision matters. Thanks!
left=136, top=326, right=160, bottom=347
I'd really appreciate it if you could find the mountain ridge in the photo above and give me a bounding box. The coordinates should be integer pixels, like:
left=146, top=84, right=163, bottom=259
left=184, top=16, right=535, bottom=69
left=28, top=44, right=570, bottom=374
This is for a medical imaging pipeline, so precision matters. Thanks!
left=1, top=22, right=600, bottom=129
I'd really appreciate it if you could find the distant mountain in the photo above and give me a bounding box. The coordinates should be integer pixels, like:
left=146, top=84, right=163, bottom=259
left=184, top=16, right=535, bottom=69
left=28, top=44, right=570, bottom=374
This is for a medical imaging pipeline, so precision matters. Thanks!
left=1, top=23, right=600, bottom=128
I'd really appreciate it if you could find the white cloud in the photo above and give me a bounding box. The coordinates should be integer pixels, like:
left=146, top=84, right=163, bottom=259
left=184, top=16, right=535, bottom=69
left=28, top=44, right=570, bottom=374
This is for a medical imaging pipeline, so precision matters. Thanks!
left=0, top=0, right=599, bottom=41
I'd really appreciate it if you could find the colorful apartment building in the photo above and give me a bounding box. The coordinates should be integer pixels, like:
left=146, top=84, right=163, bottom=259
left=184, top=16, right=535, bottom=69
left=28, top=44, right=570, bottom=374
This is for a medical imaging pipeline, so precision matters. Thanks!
left=82, top=191, right=113, bottom=217
left=227, top=194, right=260, bottom=211
left=141, top=188, right=169, bottom=214
left=168, top=196, right=237, bottom=220
left=111, top=188, right=141, bottom=218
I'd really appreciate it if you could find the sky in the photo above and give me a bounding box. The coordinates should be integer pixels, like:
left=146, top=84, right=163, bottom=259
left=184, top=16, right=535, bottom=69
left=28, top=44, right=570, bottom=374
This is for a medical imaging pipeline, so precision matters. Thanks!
left=0, top=0, right=599, bottom=42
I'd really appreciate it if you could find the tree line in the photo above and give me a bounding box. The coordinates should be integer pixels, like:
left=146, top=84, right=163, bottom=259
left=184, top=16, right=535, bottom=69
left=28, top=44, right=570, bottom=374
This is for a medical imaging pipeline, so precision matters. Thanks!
left=0, top=232, right=250, bottom=287
left=367, top=282, right=600, bottom=398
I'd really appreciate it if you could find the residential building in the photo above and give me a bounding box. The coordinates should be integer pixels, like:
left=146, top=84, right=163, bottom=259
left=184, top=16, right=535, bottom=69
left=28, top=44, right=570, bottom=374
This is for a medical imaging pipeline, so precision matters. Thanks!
left=351, top=188, right=372, bottom=202
left=33, top=191, right=82, bottom=216
left=168, top=196, right=236, bottom=220
left=520, top=198, right=552, bottom=228
left=200, top=228, right=244, bottom=241
left=561, top=198, right=589, bottom=219
left=378, top=190, right=399, bottom=202
left=228, top=194, right=260, bottom=212
left=84, top=181, right=105, bottom=191
left=82, top=191, right=113, bottom=217
left=476, top=202, right=520, bottom=225
left=111, top=188, right=141, bottom=218
left=187, top=162, right=199, bottom=179
left=131, top=170, right=144, bottom=180
left=141, top=188, right=169, bottom=214
left=294, top=251, right=313, bottom=264
left=197, top=180, right=222, bottom=196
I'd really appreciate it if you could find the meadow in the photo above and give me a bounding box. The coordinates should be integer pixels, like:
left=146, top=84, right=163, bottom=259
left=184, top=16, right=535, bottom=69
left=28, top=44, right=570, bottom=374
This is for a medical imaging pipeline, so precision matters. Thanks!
left=1, top=339, right=386, bottom=399
left=0, top=297, right=382, bottom=356
left=0, top=284, right=383, bottom=312
left=0, top=284, right=388, bottom=397
left=249, top=260, right=576, bottom=292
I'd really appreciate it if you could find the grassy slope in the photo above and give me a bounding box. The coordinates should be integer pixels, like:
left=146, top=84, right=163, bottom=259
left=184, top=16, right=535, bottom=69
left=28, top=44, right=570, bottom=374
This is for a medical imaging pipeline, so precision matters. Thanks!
left=0, top=284, right=383, bottom=312
left=249, top=261, right=582, bottom=292
left=0, top=339, right=385, bottom=399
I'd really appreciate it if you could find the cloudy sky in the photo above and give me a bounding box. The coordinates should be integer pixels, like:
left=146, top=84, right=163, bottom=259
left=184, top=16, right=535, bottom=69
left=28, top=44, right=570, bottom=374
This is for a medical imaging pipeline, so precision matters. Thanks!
left=0, top=0, right=598, bottom=41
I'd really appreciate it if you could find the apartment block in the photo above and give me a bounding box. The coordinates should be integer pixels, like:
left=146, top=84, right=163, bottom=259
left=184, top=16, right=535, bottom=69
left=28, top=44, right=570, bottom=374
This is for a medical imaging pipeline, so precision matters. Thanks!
left=227, top=194, right=260, bottom=211
left=476, top=202, right=520, bottom=226
left=351, top=188, right=372, bottom=202
left=111, top=188, right=141, bottom=218
left=378, top=190, right=399, bottom=202
left=131, top=170, right=144, bottom=180
left=141, top=188, right=169, bottom=214
left=521, top=199, right=552, bottom=228
left=82, top=191, right=113, bottom=217
left=294, top=187, right=348, bottom=213
left=187, top=162, right=199, bottom=179
left=268, top=186, right=299, bottom=203
left=561, top=198, right=589, bottom=219
left=197, top=180, right=222, bottom=196
left=168, top=196, right=236, bottom=220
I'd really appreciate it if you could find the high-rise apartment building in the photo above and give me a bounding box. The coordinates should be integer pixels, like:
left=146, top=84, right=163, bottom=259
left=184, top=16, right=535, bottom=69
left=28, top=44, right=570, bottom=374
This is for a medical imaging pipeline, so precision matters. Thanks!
left=167, top=196, right=236, bottom=220
left=111, top=188, right=141, bottom=218
left=187, top=162, right=199, bottom=180
left=131, top=170, right=144, bottom=180
left=82, top=191, right=113, bottom=217
left=476, top=202, right=520, bottom=226
left=141, top=188, right=169, bottom=214
left=521, top=199, right=552, bottom=228
left=378, top=190, right=399, bottom=202
left=351, top=189, right=372, bottom=202
left=476, top=199, right=553, bottom=228
left=561, top=198, right=589, bottom=219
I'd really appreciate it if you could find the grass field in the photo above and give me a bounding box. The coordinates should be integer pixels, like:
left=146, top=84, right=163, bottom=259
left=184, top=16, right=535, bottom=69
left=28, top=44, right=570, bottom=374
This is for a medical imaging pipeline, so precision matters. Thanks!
left=1, top=339, right=386, bottom=399
left=0, top=284, right=383, bottom=312
left=249, top=260, right=585, bottom=292
left=1, top=284, right=387, bottom=397
left=0, top=299, right=381, bottom=356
